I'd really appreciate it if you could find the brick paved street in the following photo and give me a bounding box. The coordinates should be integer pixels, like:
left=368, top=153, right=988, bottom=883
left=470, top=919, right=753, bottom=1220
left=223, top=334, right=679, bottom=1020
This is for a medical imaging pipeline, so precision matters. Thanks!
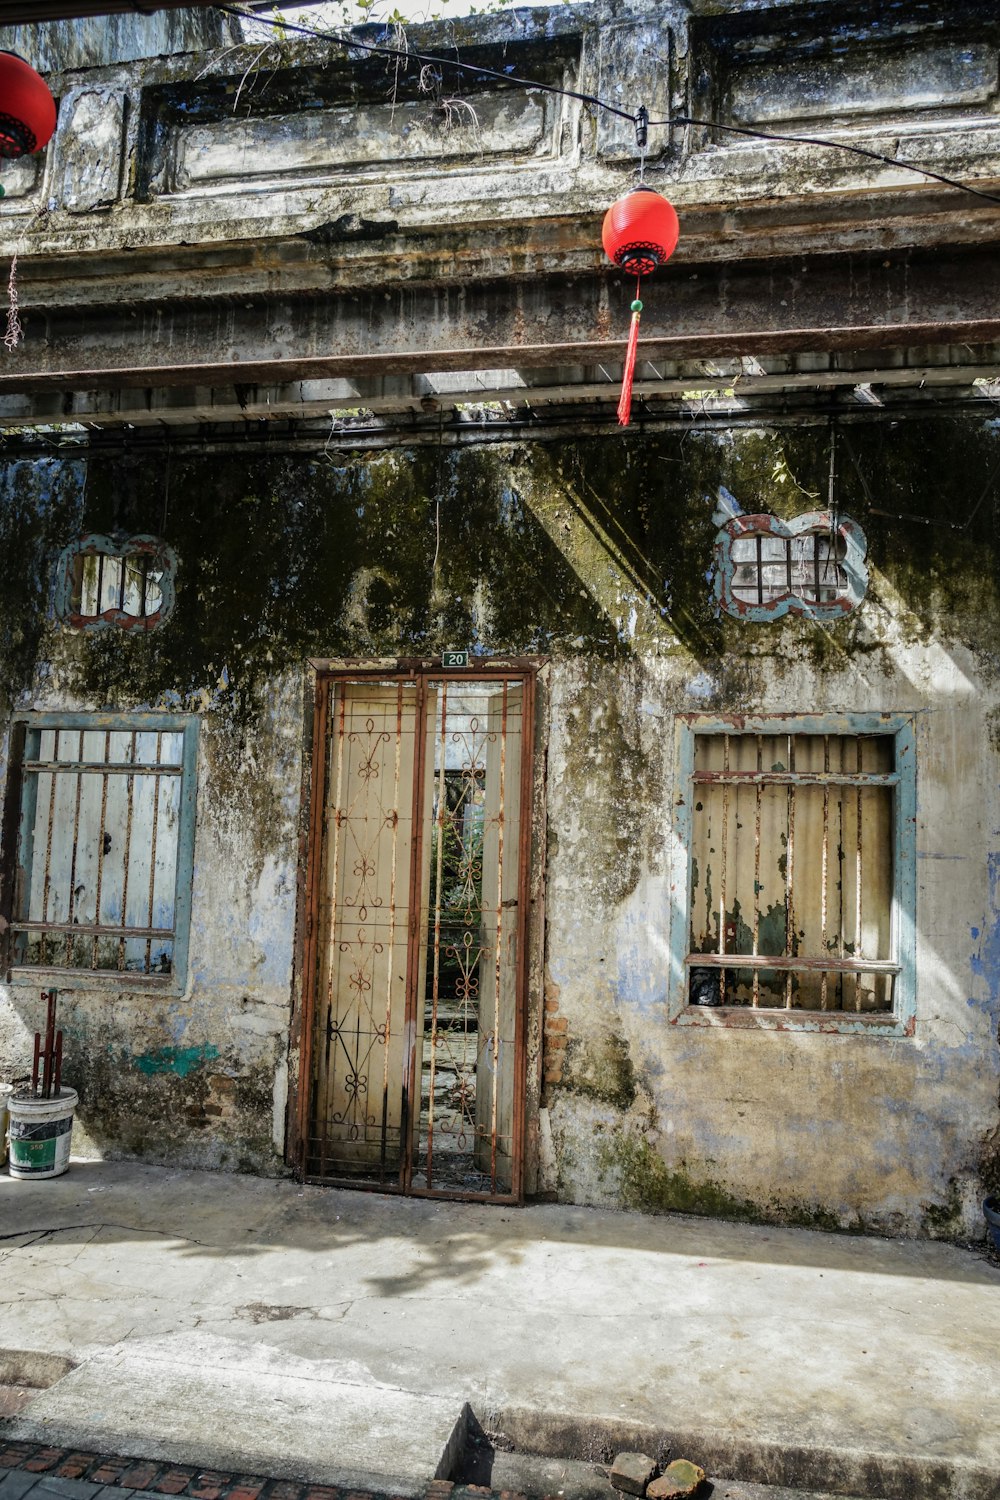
left=0, top=1444, right=528, bottom=1500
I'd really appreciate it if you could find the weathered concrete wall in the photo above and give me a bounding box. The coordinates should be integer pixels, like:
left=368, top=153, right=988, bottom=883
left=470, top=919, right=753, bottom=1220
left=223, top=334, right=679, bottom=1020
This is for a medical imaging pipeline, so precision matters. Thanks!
left=0, top=0, right=998, bottom=1237
left=0, top=12, right=241, bottom=71
left=0, top=418, right=997, bottom=1233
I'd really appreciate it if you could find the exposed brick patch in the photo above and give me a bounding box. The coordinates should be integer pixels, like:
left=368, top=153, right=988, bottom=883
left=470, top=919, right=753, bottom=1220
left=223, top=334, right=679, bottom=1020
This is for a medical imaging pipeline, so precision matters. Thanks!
left=54, top=1453, right=98, bottom=1479
left=24, top=1449, right=68, bottom=1473
left=263, top=1484, right=304, bottom=1500
left=151, top=1467, right=197, bottom=1494
left=226, top=1484, right=266, bottom=1500
left=119, top=1463, right=163, bottom=1491
left=541, top=985, right=567, bottom=1087
left=0, top=1442, right=38, bottom=1469
left=188, top=1472, right=233, bottom=1499
left=90, top=1459, right=134, bottom=1485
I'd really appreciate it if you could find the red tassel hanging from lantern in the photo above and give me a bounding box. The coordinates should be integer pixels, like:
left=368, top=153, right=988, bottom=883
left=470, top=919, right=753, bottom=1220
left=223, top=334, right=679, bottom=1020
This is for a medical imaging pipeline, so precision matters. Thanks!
left=601, top=185, right=680, bottom=426
left=0, top=51, right=56, bottom=159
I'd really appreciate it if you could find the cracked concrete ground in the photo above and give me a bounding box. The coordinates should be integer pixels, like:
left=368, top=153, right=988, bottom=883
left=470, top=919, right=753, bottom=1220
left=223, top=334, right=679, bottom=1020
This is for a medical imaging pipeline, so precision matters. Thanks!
left=1, top=1162, right=999, bottom=1499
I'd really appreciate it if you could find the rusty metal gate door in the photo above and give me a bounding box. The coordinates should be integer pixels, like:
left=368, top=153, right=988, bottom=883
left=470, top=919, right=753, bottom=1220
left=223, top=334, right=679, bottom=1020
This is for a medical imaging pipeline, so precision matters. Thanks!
left=300, top=666, right=533, bottom=1202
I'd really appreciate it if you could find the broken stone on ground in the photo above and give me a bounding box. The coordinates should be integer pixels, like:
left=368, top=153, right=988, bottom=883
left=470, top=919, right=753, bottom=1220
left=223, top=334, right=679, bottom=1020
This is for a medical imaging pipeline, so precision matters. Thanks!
left=647, top=1458, right=707, bottom=1499
left=610, top=1451, right=658, bottom=1495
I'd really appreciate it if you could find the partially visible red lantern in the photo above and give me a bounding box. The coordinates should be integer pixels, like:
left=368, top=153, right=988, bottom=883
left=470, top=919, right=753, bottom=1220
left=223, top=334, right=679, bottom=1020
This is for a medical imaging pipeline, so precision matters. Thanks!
left=602, top=185, right=680, bottom=426
left=0, top=51, right=56, bottom=159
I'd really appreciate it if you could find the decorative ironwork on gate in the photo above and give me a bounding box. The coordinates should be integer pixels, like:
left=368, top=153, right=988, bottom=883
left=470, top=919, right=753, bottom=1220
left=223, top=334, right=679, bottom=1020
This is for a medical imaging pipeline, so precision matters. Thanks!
left=300, top=666, right=533, bottom=1203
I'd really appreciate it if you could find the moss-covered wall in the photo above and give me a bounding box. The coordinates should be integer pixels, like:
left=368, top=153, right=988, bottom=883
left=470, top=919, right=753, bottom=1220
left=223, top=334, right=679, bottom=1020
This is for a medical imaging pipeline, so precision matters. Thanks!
left=1, top=414, right=998, bottom=1229
left=4, top=418, right=999, bottom=717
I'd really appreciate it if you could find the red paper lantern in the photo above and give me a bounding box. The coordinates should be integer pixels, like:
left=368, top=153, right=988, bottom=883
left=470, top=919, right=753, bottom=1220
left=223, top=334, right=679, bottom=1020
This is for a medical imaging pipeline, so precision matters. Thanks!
left=0, top=51, right=56, bottom=159
left=601, top=185, right=679, bottom=277
left=601, top=185, right=681, bottom=427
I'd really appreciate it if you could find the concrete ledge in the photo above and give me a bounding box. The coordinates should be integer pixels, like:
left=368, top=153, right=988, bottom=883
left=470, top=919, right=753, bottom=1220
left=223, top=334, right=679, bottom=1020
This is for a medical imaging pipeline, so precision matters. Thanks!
left=480, top=1407, right=1000, bottom=1500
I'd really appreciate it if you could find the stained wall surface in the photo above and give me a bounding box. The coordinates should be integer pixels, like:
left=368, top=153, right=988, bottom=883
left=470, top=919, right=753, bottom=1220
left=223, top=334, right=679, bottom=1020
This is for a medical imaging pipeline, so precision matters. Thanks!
left=0, top=423, right=996, bottom=1236
left=0, top=0, right=998, bottom=1239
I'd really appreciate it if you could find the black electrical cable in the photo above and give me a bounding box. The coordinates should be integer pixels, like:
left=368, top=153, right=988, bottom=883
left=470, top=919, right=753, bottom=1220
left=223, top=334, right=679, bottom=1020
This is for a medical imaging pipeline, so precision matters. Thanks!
left=214, top=3, right=636, bottom=121
left=661, top=115, right=1000, bottom=207
left=215, top=2, right=1000, bottom=208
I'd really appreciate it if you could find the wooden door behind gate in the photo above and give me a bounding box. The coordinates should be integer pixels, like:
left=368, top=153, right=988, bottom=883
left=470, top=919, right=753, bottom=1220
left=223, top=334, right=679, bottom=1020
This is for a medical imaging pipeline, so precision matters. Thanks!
left=301, top=667, right=533, bottom=1202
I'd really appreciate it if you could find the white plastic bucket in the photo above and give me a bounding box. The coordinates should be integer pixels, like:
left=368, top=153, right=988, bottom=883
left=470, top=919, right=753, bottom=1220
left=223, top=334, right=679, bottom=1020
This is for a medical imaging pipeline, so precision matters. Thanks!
left=0, top=1083, right=12, bottom=1168
left=7, top=1088, right=78, bottom=1179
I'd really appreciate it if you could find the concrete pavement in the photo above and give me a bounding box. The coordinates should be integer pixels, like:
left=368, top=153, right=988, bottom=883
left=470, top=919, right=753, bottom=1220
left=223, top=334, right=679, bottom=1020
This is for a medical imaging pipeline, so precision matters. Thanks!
left=1, top=1161, right=999, bottom=1499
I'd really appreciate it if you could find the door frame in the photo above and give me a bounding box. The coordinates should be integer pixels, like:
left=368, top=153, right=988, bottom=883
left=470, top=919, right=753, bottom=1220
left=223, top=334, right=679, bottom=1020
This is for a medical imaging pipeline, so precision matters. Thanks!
left=290, top=657, right=538, bottom=1203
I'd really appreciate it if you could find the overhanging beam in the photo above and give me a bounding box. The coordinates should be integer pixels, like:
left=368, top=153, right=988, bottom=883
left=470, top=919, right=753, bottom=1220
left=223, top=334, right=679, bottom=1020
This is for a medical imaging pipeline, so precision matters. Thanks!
left=2, top=352, right=999, bottom=429
left=5, top=247, right=1000, bottom=394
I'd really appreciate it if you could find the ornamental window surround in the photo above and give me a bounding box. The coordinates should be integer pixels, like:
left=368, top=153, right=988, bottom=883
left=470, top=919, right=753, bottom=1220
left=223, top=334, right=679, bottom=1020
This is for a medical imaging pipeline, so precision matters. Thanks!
left=54, top=534, right=176, bottom=632
left=714, top=511, right=868, bottom=621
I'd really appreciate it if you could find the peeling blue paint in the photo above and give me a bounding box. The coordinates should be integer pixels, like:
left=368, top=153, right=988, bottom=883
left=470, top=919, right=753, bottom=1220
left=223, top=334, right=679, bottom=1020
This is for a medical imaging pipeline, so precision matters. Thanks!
left=133, top=1043, right=220, bottom=1077
left=969, top=854, right=1000, bottom=1024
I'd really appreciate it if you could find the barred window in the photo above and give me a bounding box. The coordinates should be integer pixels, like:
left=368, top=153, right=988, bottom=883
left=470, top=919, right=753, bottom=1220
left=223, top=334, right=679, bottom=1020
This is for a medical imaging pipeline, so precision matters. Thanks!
left=54, top=534, right=176, bottom=632
left=675, top=717, right=916, bottom=1032
left=730, top=531, right=847, bottom=606
left=715, top=512, right=867, bottom=621
left=4, top=714, right=198, bottom=990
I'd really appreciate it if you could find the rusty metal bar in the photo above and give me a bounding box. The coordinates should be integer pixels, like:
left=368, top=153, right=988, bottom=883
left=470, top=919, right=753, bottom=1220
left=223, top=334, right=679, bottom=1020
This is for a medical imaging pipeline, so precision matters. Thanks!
left=490, top=679, right=509, bottom=1192
left=12, top=920, right=172, bottom=937
left=23, top=759, right=179, bottom=775
left=752, top=733, right=761, bottom=1009
left=39, top=732, right=59, bottom=968
left=688, top=953, right=899, bottom=973
left=12, top=296, right=1000, bottom=398
left=117, top=733, right=136, bottom=973
left=145, top=732, right=162, bottom=974
left=32, top=989, right=61, bottom=1101
left=785, top=734, right=795, bottom=1009
left=693, top=770, right=898, bottom=786
left=856, top=738, right=864, bottom=1012
left=719, top=733, right=729, bottom=1007
left=294, top=673, right=331, bottom=1177
left=320, top=684, right=348, bottom=1182
left=64, top=729, right=85, bottom=967
left=424, top=682, right=450, bottom=1190
left=821, top=734, right=830, bottom=1011
left=378, top=681, right=405, bottom=1185
left=402, top=671, right=430, bottom=1196
left=91, top=731, right=110, bottom=970
left=510, top=667, right=535, bottom=1204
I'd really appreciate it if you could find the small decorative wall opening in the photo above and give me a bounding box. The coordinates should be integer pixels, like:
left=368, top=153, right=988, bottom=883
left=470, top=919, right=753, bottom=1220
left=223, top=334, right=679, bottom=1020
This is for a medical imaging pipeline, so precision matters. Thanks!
left=714, top=511, right=867, bottom=622
left=55, top=534, right=176, bottom=632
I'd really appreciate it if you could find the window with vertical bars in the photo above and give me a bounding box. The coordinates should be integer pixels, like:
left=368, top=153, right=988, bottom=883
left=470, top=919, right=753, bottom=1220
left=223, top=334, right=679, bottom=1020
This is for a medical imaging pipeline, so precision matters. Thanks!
left=5, top=715, right=198, bottom=986
left=730, top=532, right=847, bottom=606
left=54, top=534, right=176, bottom=632
left=683, top=724, right=912, bottom=1018
left=714, top=512, right=867, bottom=621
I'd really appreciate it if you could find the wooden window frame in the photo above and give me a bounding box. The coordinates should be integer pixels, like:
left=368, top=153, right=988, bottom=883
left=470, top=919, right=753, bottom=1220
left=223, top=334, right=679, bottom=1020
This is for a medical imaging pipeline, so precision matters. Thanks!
left=668, top=712, right=917, bottom=1036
